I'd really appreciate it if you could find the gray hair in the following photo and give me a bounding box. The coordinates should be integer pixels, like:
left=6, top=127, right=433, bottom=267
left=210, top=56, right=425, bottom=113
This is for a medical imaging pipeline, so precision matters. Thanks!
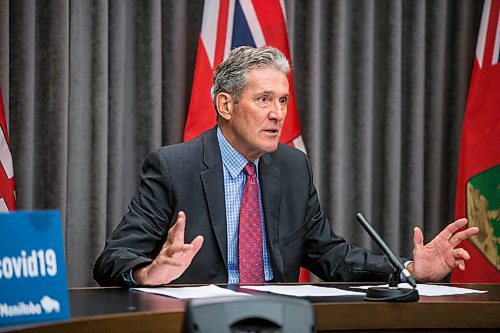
left=211, top=46, right=290, bottom=111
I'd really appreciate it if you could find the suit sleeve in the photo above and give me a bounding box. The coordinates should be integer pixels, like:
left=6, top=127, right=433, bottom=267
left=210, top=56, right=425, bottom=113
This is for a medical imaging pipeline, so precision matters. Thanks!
left=93, top=150, right=174, bottom=286
left=301, top=158, right=400, bottom=282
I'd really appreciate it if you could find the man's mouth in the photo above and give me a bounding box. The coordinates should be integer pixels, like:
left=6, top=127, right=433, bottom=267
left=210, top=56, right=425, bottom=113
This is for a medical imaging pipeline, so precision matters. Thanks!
left=263, top=128, right=278, bottom=134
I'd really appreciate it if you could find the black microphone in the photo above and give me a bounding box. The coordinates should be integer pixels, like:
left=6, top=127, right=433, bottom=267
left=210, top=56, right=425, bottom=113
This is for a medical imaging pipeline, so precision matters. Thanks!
left=356, top=213, right=417, bottom=288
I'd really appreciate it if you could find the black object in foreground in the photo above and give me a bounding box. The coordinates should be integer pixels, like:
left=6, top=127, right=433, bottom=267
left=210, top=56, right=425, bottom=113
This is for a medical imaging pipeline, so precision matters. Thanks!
left=356, top=213, right=419, bottom=302
left=183, top=295, right=315, bottom=333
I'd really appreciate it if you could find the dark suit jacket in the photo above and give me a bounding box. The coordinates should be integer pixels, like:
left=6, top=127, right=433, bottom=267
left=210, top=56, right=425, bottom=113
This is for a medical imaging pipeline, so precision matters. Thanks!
left=94, top=127, right=394, bottom=286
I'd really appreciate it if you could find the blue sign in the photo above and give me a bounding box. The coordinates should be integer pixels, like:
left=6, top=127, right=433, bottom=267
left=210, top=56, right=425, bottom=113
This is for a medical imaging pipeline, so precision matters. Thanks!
left=0, top=211, right=70, bottom=327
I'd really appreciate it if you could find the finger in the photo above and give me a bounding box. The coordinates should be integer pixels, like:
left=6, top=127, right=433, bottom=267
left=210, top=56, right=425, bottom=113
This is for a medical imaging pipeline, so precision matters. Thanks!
left=456, top=259, right=466, bottom=271
left=190, top=235, right=204, bottom=255
left=164, top=243, right=194, bottom=257
left=413, top=227, right=424, bottom=254
left=164, top=211, right=186, bottom=248
left=152, top=247, right=186, bottom=267
left=183, top=236, right=204, bottom=264
left=449, top=226, right=479, bottom=247
left=453, top=248, right=471, bottom=261
left=439, top=218, right=468, bottom=240
left=165, top=236, right=204, bottom=265
left=173, top=211, right=187, bottom=243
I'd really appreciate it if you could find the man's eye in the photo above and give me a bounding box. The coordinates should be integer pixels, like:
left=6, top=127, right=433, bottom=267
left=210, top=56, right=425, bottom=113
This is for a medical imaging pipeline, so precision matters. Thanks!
left=256, top=96, right=270, bottom=106
left=279, top=97, right=288, bottom=105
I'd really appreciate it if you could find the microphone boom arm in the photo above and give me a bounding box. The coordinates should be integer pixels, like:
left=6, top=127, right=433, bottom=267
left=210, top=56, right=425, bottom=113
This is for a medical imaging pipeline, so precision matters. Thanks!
left=355, top=213, right=417, bottom=288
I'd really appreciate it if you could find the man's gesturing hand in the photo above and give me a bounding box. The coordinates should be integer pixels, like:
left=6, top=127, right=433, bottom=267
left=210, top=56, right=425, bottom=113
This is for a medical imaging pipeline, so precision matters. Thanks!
left=133, top=211, right=204, bottom=286
left=409, top=218, right=479, bottom=282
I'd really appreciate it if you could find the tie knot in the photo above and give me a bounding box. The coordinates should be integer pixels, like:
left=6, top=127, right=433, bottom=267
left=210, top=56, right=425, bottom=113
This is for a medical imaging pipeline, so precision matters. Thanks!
left=243, top=162, right=256, bottom=177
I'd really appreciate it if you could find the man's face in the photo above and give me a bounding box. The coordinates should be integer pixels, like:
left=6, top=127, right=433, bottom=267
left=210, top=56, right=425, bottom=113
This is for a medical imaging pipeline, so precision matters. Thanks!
left=220, top=67, right=289, bottom=161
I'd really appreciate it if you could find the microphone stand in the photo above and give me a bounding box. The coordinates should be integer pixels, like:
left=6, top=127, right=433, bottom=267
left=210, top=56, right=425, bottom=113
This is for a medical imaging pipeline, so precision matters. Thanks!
left=363, top=270, right=419, bottom=302
left=356, top=213, right=419, bottom=302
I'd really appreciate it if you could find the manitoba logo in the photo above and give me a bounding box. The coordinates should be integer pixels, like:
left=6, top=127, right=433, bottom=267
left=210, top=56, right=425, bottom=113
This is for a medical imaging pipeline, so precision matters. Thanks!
left=466, top=165, right=500, bottom=270
left=0, top=295, right=60, bottom=318
left=40, top=296, right=60, bottom=314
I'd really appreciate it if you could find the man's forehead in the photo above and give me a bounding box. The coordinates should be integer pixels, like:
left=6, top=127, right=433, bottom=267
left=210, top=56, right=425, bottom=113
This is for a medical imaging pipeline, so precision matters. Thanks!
left=245, top=68, right=289, bottom=91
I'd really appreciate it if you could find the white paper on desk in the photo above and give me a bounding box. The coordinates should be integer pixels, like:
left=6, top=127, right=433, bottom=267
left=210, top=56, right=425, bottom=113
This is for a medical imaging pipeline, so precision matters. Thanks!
left=352, top=283, right=487, bottom=296
left=243, top=285, right=364, bottom=297
left=132, top=284, right=250, bottom=299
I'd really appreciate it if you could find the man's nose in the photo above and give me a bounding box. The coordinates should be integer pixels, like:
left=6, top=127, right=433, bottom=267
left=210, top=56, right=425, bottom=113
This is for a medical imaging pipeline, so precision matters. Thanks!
left=269, top=101, right=285, bottom=120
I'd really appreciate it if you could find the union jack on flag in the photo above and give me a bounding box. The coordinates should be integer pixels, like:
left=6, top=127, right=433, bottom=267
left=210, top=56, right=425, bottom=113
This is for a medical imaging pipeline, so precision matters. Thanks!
left=0, top=87, right=16, bottom=212
left=475, top=0, right=500, bottom=68
left=184, top=0, right=306, bottom=154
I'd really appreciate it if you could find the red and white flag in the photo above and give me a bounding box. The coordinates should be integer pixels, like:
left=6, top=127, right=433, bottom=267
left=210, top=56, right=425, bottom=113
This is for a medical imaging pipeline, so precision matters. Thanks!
left=0, top=87, right=16, bottom=212
left=451, top=0, right=500, bottom=282
left=185, top=0, right=309, bottom=281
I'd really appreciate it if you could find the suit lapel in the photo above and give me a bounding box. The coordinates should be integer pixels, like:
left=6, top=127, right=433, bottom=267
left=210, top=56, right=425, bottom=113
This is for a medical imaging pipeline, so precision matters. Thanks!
left=259, top=152, right=284, bottom=281
left=200, top=129, right=228, bottom=266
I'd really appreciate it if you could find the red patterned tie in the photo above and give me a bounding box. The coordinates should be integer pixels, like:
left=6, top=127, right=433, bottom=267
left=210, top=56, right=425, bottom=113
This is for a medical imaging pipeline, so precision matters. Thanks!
left=239, top=162, right=265, bottom=283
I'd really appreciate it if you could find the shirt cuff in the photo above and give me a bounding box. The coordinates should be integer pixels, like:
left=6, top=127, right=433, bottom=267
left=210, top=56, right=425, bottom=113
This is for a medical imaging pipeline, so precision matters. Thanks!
left=122, top=269, right=139, bottom=287
left=400, top=260, right=414, bottom=283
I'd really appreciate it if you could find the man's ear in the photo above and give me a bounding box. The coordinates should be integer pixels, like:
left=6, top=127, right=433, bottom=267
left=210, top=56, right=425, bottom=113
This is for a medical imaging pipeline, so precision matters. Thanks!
left=216, top=93, right=233, bottom=121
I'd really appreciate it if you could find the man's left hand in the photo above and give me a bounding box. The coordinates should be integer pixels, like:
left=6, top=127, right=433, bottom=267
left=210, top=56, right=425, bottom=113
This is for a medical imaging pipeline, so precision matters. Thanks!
left=408, top=218, right=479, bottom=282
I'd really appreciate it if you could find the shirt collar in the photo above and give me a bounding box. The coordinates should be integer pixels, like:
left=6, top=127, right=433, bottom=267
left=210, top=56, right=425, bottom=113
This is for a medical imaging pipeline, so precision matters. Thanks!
left=217, top=127, right=259, bottom=179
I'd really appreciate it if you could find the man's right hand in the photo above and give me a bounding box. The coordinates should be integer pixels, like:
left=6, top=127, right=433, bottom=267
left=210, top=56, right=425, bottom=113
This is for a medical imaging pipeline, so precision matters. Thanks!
left=133, top=211, right=204, bottom=286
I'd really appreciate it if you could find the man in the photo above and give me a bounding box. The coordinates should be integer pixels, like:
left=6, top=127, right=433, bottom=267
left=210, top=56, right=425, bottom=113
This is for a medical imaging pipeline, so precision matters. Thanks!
left=94, top=46, right=478, bottom=287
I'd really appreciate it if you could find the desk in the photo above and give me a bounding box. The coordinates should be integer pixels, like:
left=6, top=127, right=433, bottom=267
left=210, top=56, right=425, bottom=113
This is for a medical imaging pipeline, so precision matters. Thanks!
left=3, top=283, right=500, bottom=332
